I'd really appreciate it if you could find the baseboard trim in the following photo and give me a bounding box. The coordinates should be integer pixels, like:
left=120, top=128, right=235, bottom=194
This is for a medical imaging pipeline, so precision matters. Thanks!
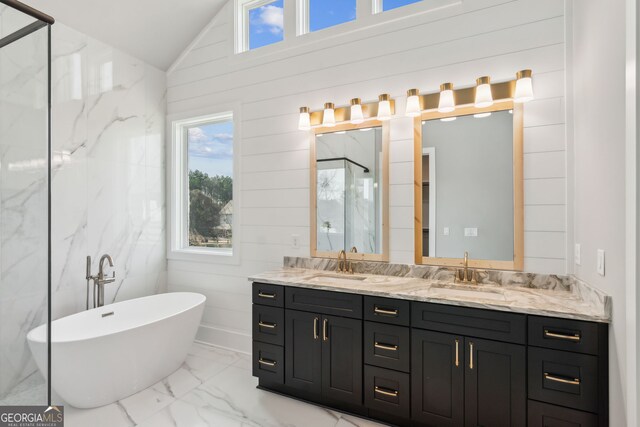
left=195, top=324, right=251, bottom=354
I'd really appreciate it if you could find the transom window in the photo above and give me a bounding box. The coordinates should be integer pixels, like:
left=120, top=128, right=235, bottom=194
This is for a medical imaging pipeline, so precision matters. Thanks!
left=237, top=0, right=284, bottom=52
left=308, top=0, right=356, bottom=33
left=374, top=0, right=422, bottom=13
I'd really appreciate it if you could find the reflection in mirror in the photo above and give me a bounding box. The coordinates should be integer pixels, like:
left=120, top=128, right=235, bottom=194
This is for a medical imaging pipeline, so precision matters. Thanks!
left=315, top=127, right=383, bottom=255
left=422, top=110, right=514, bottom=261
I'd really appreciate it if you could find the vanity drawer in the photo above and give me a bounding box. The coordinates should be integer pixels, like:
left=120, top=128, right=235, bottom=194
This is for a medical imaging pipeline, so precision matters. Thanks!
left=364, top=365, right=410, bottom=419
left=529, top=316, right=603, bottom=356
left=252, top=305, right=284, bottom=346
left=285, top=287, right=362, bottom=319
left=364, top=296, right=410, bottom=326
left=252, top=283, right=284, bottom=307
left=411, top=301, right=526, bottom=344
left=528, top=347, right=599, bottom=413
left=528, top=400, right=598, bottom=427
left=252, top=341, right=284, bottom=385
left=364, top=322, right=410, bottom=372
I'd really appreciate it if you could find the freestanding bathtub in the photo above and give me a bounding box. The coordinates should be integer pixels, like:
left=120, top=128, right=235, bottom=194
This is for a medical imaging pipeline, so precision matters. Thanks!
left=27, top=292, right=205, bottom=408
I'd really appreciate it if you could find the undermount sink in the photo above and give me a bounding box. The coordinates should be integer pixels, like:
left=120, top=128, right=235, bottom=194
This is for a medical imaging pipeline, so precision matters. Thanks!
left=306, top=273, right=367, bottom=284
left=429, top=283, right=506, bottom=301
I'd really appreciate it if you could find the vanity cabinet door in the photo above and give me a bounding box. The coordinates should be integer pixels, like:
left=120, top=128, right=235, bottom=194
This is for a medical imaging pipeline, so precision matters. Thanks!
left=321, top=315, right=363, bottom=408
left=285, top=310, right=322, bottom=400
left=411, top=329, right=464, bottom=427
left=464, top=337, right=526, bottom=427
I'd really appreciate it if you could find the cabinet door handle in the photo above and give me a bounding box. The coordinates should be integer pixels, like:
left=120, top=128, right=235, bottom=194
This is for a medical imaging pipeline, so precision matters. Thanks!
left=258, top=321, right=276, bottom=329
left=323, top=318, right=328, bottom=341
left=469, top=342, right=474, bottom=369
left=313, top=317, right=319, bottom=340
left=455, top=339, right=459, bottom=367
left=544, top=329, right=581, bottom=342
left=544, top=373, right=581, bottom=385
left=375, top=386, right=399, bottom=397
left=258, top=358, right=277, bottom=367
left=374, top=306, right=398, bottom=316
left=374, top=342, right=398, bottom=351
left=258, top=291, right=276, bottom=299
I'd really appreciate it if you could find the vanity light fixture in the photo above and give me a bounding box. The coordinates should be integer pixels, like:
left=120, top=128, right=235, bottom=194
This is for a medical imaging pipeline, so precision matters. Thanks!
left=514, top=69, right=534, bottom=103
left=405, top=89, right=421, bottom=117
left=438, top=83, right=455, bottom=113
left=298, top=107, right=311, bottom=130
left=474, top=112, right=492, bottom=118
left=322, top=102, right=336, bottom=127
left=377, top=94, right=392, bottom=121
left=474, top=76, right=493, bottom=108
left=440, top=116, right=457, bottom=122
left=350, top=98, right=364, bottom=124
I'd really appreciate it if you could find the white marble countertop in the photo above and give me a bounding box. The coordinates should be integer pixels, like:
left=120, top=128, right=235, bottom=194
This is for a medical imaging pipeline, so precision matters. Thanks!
left=249, top=268, right=611, bottom=323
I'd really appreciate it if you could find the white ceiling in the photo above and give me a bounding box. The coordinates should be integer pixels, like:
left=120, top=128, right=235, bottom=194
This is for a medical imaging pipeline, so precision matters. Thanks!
left=23, top=0, right=228, bottom=70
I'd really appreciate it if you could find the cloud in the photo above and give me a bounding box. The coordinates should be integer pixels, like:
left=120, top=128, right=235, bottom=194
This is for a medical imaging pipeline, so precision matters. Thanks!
left=258, top=4, right=283, bottom=34
left=188, top=127, right=233, bottom=159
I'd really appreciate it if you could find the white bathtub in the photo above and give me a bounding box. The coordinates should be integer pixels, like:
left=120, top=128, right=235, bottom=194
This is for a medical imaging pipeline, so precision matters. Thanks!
left=27, top=292, right=205, bottom=408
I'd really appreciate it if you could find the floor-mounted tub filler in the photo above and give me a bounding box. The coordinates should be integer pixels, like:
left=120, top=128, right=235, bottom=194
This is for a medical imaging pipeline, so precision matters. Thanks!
left=27, top=292, right=206, bottom=408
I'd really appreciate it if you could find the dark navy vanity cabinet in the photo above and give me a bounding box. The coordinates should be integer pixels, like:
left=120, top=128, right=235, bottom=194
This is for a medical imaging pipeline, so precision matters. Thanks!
left=251, top=282, right=609, bottom=427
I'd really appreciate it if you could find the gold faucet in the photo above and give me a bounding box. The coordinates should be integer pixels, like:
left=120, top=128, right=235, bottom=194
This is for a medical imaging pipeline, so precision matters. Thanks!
left=455, top=251, right=477, bottom=284
left=337, top=250, right=347, bottom=273
left=348, top=247, right=358, bottom=274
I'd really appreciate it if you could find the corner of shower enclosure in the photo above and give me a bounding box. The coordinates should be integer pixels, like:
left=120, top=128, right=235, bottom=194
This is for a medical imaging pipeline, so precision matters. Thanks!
left=0, top=0, right=54, bottom=408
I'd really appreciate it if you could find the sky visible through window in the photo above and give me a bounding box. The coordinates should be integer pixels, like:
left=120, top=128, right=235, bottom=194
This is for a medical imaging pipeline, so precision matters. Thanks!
left=310, top=0, right=356, bottom=32
left=383, top=0, right=421, bottom=11
left=188, top=121, right=234, bottom=178
left=249, top=0, right=284, bottom=50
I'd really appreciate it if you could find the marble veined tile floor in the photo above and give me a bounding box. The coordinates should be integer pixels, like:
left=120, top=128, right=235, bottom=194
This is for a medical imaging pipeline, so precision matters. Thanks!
left=63, top=343, right=386, bottom=427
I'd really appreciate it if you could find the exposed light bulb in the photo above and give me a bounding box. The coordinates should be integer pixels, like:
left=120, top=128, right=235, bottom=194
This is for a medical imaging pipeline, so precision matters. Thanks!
left=322, top=102, right=336, bottom=127
left=514, top=69, right=534, bottom=103
left=377, top=94, right=392, bottom=121
left=474, top=76, right=493, bottom=108
left=350, top=98, right=364, bottom=124
left=298, top=106, right=311, bottom=130
left=405, top=89, right=421, bottom=117
left=438, top=83, right=455, bottom=113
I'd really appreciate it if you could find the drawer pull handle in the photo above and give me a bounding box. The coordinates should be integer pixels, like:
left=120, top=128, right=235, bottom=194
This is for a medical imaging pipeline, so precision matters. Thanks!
left=313, top=317, right=319, bottom=340
left=258, top=358, right=277, bottom=367
left=258, top=291, right=276, bottom=299
left=374, top=342, right=398, bottom=351
left=544, top=329, right=581, bottom=342
left=375, top=386, right=399, bottom=397
left=544, top=373, right=581, bottom=386
left=374, top=306, right=398, bottom=316
left=258, top=321, right=276, bottom=329
left=455, top=339, right=459, bottom=367
left=323, top=318, right=328, bottom=341
left=469, top=342, right=474, bottom=369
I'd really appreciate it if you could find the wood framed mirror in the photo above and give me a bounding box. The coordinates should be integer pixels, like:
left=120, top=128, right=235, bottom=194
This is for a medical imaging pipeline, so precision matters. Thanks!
left=414, top=101, right=524, bottom=270
left=310, top=120, right=390, bottom=261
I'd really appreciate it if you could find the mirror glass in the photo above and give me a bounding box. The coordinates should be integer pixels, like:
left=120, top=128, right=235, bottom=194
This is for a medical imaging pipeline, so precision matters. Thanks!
left=315, top=127, right=383, bottom=255
left=421, top=110, right=514, bottom=261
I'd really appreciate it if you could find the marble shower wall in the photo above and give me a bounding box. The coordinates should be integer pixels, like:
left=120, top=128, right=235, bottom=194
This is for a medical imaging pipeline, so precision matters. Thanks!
left=0, top=23, right=167, bottom=399
left=51, top=23, right=167, bottom=317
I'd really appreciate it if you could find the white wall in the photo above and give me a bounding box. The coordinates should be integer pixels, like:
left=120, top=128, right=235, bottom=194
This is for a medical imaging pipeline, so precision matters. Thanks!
left=166, top=0, right=568, bottom=353
left=570, top=0, right=630, bottom=425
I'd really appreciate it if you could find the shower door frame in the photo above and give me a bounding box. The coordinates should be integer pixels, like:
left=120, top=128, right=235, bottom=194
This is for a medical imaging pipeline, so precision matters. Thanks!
left=0, top=0, right=54, bottom=406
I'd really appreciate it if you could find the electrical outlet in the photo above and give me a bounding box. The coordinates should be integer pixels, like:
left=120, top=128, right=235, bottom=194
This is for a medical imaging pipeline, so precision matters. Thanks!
left=597, top=249, right=605, bottom=276
left=443, top=227, right=450, bottom=236
left=291, top=234, right=300, bottom=249
left=464, top=227, right=478, bottom=237
left=574, top=243, right=581, bottom=265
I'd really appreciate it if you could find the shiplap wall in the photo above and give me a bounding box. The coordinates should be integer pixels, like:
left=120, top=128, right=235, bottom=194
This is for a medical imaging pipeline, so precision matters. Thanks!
left=166, top=0, right=567, bottom=352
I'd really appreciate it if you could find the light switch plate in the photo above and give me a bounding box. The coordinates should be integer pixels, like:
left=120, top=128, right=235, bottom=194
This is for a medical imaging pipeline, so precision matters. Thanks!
left=597, top=249, right=605, bottom=276
left=443, top=227, right=450, bottom=236
left=574, top=243, right=581, bottom=265
left=291, top=234, right=300, bottom=249
left=464, top=227, right=478, bottom=237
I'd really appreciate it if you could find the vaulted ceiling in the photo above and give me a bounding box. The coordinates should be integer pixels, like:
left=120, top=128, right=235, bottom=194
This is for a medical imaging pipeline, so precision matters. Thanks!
left=22, top=0, right=228, bottom=70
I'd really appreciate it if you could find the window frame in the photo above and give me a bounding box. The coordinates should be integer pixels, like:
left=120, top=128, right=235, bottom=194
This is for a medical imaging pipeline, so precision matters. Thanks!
left=372, top=0, right=423, bottom=14
left=297, top=0, right=358, bottom=36
left=168, top=108, right=240, bottom=264
left=235, top=0, right=285, bottom=53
